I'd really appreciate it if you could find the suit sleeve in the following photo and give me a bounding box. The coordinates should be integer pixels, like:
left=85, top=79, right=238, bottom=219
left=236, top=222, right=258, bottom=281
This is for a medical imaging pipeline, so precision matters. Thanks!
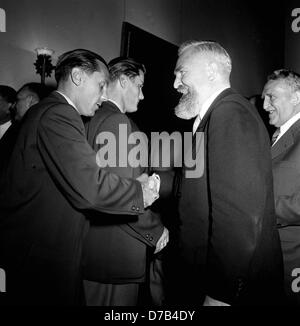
left=206, top=102, right=269, bottom=304
left=37, top=104, right=144, bottom=215
left=88, top=111, right=164, bottom=245
left=274, top=142, right=300, bottom=224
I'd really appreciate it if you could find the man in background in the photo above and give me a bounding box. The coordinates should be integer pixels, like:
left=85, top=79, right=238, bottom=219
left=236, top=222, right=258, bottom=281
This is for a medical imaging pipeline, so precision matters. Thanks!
left=0, top=83, right=51, bottom=155
left=263, top=69, right=300, bottom=305
left=14, top=82, right=51, bottom=121
left=84, top=57, right=170, bottom=306
left=0, top=85, right=16, bottom=139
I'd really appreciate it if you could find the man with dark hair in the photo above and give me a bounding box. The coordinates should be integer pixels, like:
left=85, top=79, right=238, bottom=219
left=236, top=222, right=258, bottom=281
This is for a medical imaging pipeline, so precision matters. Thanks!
left=0, top=49, right=159, bottom=305
left=0, top=85, right=16, bottom=139
left=263, top=69, right=300, bottom=305
left=14, top=82, right=51, bottom=121
left=84, top=57, right=170, bottom=306
left=172, top=40, right=283, bottom=305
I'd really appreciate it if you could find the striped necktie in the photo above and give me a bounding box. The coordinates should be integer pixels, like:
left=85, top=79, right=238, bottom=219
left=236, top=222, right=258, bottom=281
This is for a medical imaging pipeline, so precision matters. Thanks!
left=271, top=128, right=280, bottom=145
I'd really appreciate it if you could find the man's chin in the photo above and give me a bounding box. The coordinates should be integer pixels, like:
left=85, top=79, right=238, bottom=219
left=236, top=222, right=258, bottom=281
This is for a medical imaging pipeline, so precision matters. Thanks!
left=175, top=106, right=196, bottom=120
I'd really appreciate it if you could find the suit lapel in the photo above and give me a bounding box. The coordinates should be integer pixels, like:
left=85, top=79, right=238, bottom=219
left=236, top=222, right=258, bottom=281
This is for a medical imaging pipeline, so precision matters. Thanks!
left=195, top=88, right=234, bottom=135
left=271, top=130, right=294, bottom=159
left=189, top=90, right=234, bottom=177
left=271, top=119, right=300, bottom=159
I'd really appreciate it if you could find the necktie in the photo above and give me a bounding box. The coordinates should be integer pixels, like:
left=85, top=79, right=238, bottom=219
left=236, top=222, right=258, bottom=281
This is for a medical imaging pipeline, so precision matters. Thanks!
left=193, top=115, right=201, bottom=135
left=271, top=128, right=280, bottom=145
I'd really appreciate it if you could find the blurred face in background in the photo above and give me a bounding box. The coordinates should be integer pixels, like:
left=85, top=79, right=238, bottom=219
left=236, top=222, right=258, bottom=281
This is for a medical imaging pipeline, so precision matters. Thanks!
left=15, top=88, right=35, bottom=121
left=0, top=95, right=13, bottom=121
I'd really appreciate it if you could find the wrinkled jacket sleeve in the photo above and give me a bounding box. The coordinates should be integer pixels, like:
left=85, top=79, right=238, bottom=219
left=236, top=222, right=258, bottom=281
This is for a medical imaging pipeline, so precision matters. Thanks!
left=37, top=104, right=144, bottom=215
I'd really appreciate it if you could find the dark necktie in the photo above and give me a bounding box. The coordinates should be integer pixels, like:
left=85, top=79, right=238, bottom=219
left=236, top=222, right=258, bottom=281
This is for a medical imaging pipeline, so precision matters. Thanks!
left=271, top=128, right=280, bottom=145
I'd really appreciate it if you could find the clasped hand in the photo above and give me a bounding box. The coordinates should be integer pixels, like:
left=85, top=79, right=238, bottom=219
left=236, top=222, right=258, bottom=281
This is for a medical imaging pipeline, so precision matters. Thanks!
left=136, top=173, right=160, bottom=208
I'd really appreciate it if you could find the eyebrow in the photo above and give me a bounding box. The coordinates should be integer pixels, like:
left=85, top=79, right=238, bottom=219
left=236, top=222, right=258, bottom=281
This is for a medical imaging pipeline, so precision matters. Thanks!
left=174, top=66, right=181, bottom=73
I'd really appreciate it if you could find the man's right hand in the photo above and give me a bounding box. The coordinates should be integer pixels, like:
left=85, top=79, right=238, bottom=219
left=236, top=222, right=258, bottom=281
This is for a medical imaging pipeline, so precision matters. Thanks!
left=136, top=173, right=160, bottom=208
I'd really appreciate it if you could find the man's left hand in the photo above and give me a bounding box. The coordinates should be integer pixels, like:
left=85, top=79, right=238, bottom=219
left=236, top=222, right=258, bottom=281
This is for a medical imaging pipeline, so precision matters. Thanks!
left=203, top=296, right=230, bottom=306
left=154, top=227, right=169, bottom=254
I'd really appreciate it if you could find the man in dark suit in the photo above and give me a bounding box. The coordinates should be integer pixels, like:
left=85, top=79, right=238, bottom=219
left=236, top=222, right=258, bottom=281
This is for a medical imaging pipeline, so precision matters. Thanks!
left=83, top=57, right=169, bottom=306
left=263, top=69, right=300, bottom=305
left=172, top=41, right=283, bottom=305
left=0, top=49, right=158, bottom=305
left=0, top=85, right=16, bottom=139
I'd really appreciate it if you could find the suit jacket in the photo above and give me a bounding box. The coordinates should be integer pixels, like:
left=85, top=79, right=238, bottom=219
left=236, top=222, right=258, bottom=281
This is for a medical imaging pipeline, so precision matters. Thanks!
left=176, top=88, right=283, bottom=305
left=0, top=92, right=144, bottom=305
left=83, top=101, right=164, bottom=283
left=272, top=119, right=300, bottom=225
left=272, top=118, right=300, bottom=304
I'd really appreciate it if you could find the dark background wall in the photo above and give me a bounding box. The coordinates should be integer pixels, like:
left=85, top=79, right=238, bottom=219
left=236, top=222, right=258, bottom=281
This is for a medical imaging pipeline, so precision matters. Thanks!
left=0, top=0, right=287, bottom=97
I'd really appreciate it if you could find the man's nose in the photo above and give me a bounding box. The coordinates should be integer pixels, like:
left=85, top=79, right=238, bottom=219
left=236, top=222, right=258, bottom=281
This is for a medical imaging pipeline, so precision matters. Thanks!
left=173, top=74, right=181, bottom=90
left=139, top=90, right=144, bottom=101
left=263, top=97, right=269, bottom=110
left=100, top=87, right=107, bottom=101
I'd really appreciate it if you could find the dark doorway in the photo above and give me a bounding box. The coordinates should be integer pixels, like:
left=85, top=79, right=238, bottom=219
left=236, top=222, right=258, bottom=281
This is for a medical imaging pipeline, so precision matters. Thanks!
left=121, top=22, right=193, bottom=136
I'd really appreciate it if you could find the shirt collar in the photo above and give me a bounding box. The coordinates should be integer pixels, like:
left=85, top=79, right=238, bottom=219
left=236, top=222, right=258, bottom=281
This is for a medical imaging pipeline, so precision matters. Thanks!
left=106, top=99, right=124, bottom=113
left=55, top=91, right=79, bottom=113
left=276, top=111, right=300, bottom=142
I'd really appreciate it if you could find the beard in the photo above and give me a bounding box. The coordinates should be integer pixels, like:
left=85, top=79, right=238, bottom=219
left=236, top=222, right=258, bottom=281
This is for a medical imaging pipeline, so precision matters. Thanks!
left=174, top=87, right=199, bottom=120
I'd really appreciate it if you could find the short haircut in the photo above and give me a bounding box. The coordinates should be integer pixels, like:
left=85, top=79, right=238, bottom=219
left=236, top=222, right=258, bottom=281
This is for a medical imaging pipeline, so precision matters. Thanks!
left=267, top=69, right=300, bottom=92
left=0, top=85, right=17, bottom=104
left=108, top=57, right=146, bottom=83
left=178, top=40, right=232, bottom=76
left=18, top=82, right=51, bottom=101
left=55, top=49, right=108, bottom=83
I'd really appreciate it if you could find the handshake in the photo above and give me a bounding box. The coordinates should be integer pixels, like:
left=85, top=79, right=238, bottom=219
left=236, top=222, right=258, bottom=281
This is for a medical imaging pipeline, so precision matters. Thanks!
left=136, top=173, right=160, bottom=208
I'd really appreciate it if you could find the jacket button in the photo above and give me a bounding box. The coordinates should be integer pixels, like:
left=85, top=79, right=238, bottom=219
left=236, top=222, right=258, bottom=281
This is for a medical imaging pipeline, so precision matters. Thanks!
left=149, top=236, right=153, bottom=241
left=136, top=207, right=140, bottom=212
left=131, top=205, right=136, bottom=211
left=146, top=234, right=150, bottom=238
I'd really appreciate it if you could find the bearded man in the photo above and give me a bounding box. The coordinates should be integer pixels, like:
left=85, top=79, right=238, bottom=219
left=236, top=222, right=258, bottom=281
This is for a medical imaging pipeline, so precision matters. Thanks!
left=171, top=40, right=284, bottom=306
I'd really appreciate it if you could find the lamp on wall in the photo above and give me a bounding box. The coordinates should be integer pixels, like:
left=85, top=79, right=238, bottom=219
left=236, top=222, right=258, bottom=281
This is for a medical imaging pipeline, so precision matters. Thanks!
left=34, top=47, right=55, bottom=84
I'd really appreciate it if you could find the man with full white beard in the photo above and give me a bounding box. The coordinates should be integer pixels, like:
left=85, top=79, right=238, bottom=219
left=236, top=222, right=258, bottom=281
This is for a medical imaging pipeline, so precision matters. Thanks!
left=171, top=40, right=284, bottom=306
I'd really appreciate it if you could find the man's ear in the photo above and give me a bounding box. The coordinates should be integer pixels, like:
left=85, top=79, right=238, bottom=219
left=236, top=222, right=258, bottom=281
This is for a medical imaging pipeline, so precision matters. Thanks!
left=291, top=90, right=300, bottom=106
left=206, top=62, right=218, bottom=81
left=118, top=74, right=128, bottom=89
left=28, top=95, right=39, bottom=107
left=70, top=67, right=83, bottom=86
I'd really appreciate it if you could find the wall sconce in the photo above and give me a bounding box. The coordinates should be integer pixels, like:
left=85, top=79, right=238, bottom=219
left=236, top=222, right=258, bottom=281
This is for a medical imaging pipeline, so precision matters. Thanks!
left=34, top=47, right=55, bottom=84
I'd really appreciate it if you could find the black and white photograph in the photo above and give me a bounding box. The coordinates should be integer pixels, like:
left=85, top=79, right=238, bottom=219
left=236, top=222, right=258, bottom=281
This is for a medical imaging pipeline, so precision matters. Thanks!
left=0, top=0, right=300, bottom=311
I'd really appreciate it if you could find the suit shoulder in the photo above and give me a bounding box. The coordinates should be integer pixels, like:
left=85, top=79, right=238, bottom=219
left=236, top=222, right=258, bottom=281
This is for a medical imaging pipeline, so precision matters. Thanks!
left=212, top=95, right=252, bottom=119
left=93, top=108, right=131, bottom=131
left=38, top=102, right=83, bottom=134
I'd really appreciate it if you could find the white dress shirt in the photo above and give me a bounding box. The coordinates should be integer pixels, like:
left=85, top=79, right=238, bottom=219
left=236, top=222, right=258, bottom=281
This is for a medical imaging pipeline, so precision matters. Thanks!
left=273, top=111, right=300, bottom=145
left=0, top=120, right=12, bottom=139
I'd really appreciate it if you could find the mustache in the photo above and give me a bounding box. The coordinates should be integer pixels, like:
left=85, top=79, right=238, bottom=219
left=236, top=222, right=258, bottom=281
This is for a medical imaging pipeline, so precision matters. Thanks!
left=177, top=85, right=187, bottom=94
